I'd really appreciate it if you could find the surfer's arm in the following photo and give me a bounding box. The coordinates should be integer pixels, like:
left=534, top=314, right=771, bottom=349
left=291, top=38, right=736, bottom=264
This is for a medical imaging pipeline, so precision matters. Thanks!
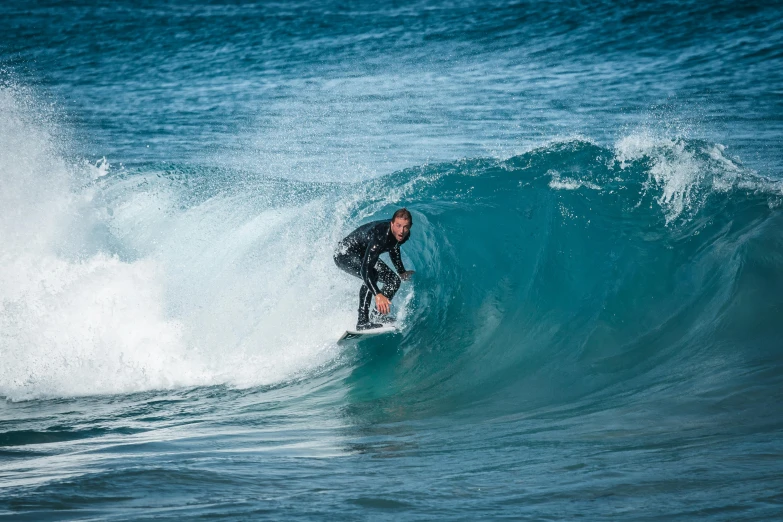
left=389, top=244, right=406, bottom=274
left=360, top=242, right=382, bottom=295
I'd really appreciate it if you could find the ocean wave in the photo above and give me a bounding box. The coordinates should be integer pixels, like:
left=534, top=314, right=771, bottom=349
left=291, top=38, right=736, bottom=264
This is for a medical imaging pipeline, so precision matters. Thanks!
left=2, top=85, right=781, bottom=410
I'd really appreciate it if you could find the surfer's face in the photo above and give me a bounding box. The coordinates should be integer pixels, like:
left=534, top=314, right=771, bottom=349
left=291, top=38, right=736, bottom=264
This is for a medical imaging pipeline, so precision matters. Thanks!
left=391, top=218, right=411, bottom=242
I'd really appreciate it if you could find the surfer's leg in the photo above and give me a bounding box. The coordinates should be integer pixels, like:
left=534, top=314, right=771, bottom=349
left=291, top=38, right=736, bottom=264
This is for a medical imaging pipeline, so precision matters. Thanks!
left=335, top=253, right=381, bottom=329
left=367, top=261, right=400, bottom=325
left=358, top=283, right=373, bottom=326
left=333, top=253, right=362, bottom=278
left=336, top=253, right=383, bottom=329
left=355, top=265, right=383, bottom=329
left=375, top=261, right=401, bottom=299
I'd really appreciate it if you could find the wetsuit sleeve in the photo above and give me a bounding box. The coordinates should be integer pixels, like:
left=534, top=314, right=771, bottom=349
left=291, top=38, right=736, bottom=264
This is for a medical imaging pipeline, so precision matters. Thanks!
left=360, top=239, right=383, bottom=295
left=389, top=244, right=406, bottom=274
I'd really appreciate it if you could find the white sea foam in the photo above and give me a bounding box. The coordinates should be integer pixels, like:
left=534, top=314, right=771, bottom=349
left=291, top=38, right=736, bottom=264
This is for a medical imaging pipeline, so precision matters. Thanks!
left=548, top=170, right=601, bottom=191
left=0, top=87, right=379, bottom=401
left=612, top=131, right=774, bottom=223
left=0, top=88, right=200, bottom=400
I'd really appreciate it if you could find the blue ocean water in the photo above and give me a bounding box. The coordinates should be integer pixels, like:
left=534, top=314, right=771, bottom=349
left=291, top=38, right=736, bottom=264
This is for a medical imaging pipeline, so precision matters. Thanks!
left=1, top=0, right=782, bottom=519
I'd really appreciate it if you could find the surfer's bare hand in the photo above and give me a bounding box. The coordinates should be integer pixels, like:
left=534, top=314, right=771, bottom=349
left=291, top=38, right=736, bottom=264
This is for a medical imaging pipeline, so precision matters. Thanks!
left=400, top=270, right=415, bottom=281
left=375, top=294, right=391, bottom=315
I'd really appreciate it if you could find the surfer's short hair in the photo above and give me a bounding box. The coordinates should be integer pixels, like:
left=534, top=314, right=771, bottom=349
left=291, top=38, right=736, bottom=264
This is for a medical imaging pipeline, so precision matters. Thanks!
left=393, top=208, right=412, bottom=224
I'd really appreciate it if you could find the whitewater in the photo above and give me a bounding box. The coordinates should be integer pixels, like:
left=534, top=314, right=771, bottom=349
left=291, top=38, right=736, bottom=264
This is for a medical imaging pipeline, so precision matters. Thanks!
left=2, top=0, right=783, bottom=519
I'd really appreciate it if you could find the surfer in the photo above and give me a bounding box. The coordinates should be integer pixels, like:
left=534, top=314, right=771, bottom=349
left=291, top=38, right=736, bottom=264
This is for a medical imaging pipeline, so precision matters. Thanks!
left=334, top=208, right=414, bottom=330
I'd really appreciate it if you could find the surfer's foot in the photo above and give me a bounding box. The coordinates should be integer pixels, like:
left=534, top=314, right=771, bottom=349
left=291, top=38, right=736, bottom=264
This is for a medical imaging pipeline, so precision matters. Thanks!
left=356, top=321, right=384, bottom=331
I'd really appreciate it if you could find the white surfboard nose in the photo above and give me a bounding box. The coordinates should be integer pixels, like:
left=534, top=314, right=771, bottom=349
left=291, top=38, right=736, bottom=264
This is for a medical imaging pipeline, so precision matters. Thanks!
left=338, top=325, right=398, bottom=342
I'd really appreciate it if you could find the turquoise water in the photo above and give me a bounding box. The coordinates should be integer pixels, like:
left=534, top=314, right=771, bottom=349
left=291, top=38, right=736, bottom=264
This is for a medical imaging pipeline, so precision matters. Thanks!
left=2, top=1, right=783, bottom=519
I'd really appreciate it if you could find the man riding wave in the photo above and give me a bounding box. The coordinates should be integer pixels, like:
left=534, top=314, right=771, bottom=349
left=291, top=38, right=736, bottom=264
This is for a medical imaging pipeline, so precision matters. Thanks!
left=334, top=208, right=414, bottom=330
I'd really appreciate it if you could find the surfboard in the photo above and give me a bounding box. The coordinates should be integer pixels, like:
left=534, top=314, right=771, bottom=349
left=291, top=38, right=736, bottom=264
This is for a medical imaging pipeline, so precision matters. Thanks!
left=338, top=325, right=397, bottom=342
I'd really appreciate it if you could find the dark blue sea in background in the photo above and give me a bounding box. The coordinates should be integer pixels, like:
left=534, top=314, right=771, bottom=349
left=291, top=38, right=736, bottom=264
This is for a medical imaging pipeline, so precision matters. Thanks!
left=2, top=1, right=783, bottom=519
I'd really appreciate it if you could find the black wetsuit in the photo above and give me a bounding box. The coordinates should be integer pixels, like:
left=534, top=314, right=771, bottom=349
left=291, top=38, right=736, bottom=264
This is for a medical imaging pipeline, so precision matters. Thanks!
left=334, top=220, right=409, bottom=327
